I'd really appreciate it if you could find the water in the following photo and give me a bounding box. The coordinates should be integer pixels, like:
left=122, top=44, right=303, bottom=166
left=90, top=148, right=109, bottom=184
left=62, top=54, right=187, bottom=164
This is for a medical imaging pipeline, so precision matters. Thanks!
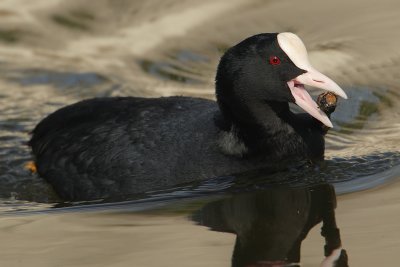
left=0, top=0, right=399, bottom=266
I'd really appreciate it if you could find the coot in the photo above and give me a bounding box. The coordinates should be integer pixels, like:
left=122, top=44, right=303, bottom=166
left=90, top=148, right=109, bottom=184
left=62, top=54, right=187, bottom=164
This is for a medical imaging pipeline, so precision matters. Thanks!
left=29, top=32, right=347, bottom=201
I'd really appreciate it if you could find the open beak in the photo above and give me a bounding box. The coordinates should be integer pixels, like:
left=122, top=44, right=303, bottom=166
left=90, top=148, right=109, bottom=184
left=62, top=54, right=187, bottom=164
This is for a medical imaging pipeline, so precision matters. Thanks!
left=277, top=32, right=347, bottom=128
left=287, top=67, right=347, bottom=128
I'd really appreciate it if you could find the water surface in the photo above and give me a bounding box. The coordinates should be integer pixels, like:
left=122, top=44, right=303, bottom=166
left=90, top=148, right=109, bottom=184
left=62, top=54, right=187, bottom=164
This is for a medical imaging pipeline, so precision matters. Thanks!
left=0, top=0, right=399, bottom=266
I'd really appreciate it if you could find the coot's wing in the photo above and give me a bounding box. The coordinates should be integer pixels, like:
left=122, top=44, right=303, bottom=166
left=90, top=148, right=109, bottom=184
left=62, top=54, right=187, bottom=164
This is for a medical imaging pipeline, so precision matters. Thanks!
left=29, top=96, right=217, bottom=200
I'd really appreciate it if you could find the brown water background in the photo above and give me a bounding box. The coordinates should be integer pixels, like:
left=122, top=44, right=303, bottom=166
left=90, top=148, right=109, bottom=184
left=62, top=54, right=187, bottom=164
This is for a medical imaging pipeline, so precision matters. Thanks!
left=0, top=0, right=399, bottom=266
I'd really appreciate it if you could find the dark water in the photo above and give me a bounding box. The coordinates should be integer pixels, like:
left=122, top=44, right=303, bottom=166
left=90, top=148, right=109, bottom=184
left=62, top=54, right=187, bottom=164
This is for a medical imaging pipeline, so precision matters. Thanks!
left=0, top=0, right=399, bottom=266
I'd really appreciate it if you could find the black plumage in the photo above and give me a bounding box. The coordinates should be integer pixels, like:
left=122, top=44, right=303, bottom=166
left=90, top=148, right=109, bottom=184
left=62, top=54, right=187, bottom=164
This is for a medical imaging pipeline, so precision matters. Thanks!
left=29, top=33, right=343, bottom=201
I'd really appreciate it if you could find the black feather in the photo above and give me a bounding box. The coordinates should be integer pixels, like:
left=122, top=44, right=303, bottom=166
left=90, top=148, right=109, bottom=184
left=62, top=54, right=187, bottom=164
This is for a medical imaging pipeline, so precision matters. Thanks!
left=29, top=34, right=328, bottom=201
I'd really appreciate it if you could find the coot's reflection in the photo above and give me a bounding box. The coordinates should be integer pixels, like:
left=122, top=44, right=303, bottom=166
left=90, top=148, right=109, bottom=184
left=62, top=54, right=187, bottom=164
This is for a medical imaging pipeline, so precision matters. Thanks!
left=192, top=184, right=348, bottom=267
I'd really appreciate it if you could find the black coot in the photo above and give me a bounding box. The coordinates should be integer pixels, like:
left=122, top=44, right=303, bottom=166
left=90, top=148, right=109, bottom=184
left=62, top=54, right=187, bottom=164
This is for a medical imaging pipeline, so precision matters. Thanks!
left=29, top=32, right=347, bottom=201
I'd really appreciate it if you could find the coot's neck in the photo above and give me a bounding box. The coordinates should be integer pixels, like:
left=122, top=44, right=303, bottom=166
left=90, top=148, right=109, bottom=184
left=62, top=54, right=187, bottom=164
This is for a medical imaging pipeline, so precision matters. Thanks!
left=216, top=98, right=324, bottom=160
left=217, top=98, right=293, bottom=138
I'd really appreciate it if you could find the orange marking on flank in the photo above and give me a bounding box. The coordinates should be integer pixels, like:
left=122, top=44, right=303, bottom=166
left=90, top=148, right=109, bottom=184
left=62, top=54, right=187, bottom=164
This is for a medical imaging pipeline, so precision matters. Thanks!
left=25, top=161, right=37, bottom=173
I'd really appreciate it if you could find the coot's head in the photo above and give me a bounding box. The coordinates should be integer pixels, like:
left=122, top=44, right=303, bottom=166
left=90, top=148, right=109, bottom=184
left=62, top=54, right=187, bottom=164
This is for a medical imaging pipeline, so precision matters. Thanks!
left=215, top=32, right=347, bottom=128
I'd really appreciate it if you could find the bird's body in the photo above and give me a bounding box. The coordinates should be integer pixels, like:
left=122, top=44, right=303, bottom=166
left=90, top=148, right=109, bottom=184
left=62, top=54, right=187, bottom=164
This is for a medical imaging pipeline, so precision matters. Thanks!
left=29, top=33, right=347, bottom=201
left=29, top=96, right=319, bottom=200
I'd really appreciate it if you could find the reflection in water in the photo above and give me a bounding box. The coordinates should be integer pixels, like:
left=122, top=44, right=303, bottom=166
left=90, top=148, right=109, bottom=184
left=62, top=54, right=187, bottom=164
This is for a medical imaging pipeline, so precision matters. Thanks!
left=0, top=3, right=398, bottom=267
left=192, top=184, right=348, bottom=267
left=0, top=0, right=398, bottom=265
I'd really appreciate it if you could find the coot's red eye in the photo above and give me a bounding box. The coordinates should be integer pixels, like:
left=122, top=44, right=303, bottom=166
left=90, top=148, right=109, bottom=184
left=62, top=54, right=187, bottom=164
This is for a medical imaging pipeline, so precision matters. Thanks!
left=269, top=56, right=281, bottom=65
